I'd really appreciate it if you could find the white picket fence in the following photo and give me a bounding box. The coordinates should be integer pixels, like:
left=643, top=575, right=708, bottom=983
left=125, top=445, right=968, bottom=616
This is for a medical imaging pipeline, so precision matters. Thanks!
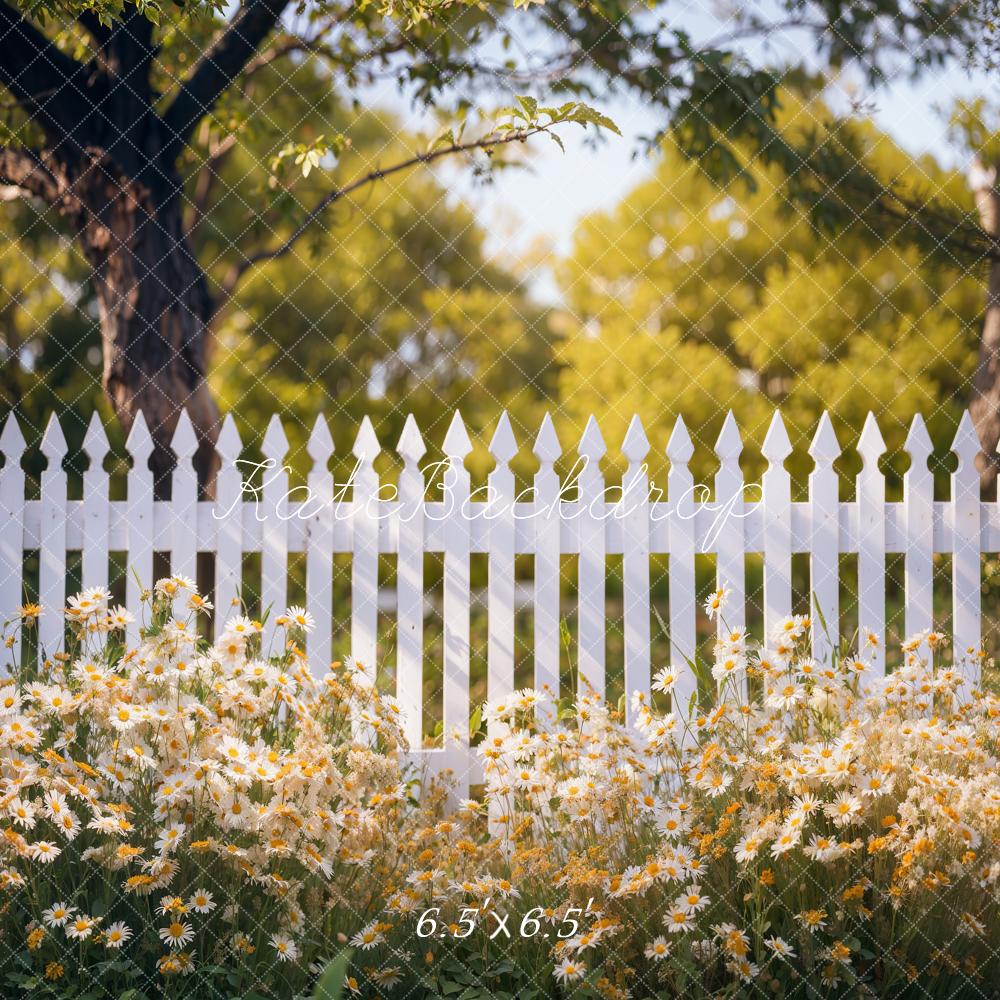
left=0, top=406, right=992, bottom=789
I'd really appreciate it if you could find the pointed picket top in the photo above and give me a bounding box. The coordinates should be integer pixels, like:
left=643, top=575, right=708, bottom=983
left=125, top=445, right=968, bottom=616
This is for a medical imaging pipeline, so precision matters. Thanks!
left=951, top=411, right=981, bottom=470
left=307, top=413, right=334, bottom=463
left=0, top=412, right=26, bottom=460
left=125, top=410, right=153, bottom=461
left=762, top=410, right=792, bottom=464
left=80, top=410, right=110, bottom=464
left=577, top=414, right=606, bottom=461
left=622, top=414, right=650, bottom=463
left=857, top=411, right=886, bottom=467
left=809, top=411, right=841, bottom=463
left=215, top=413, right=243, bottom=465
left=170, top=409, right=198, bottom=461
left=714, top=410, right=742, bottom=460
left=261, top=413, right=289, bottom=463
left=40, top=412, right=68, bottom=462
left=351, top=415, right=380, bottom=463
left=442, top=410, right=472, bottom=459
left=396, top=413, right=426, bottom=465
left=489, top=411, right=519, bottom=464
left=666, top=414, right=694, bottom=465
left=533, top=412, right=562, bottom=463
left=903, top=413, right=933, bottom=464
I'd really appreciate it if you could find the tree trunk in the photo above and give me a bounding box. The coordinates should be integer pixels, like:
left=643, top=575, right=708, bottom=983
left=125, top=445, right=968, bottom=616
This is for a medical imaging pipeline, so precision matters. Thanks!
left=73, top=153, right=220, bottom=499
left=969, top=158, right=1000, bottom=496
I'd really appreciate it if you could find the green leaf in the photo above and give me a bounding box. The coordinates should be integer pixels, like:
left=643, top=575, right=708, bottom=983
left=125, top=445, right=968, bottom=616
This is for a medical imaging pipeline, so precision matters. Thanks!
left=313, top=949, right=353, bottom=1000
left=516, top=95, right=538, bottom=122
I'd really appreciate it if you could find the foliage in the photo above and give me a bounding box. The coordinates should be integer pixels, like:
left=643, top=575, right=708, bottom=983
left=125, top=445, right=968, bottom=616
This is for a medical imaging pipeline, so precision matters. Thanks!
left=3, top=583, right=999, bottom=996
left=375, top=600, right=1000, bottom=998
left=555, top=90, right=983, bottom=486
left=0, top=581, right=414, bottom=998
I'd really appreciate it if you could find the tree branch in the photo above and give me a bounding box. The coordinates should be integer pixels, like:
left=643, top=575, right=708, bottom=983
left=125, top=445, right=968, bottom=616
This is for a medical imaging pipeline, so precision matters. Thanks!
left=162, top=0, right=292, bottom=161
left=0, top=1, right=89, bottom=142
left=0, top=146, right=60, bottom=202
left=184, top=131, right=238, bottom=238
left=213, top=124, right=554, bottom=313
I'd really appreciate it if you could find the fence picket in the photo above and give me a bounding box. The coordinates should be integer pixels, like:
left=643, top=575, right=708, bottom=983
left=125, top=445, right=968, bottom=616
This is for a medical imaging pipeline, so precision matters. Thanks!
left=39, top=415, right=67, bottom=661
left=809, top=413, right=840, bottom=666
left=713, top=412, right=745, bottom=655
left=306, top=415, right=334, bottom=675
left=951, top=412, right=981, bottom=679
left=576, top=416, right=606, bottom=696
left=351, top=417, right=380, bottom=683
left=856, top=413, right=886, bottom=679
left=261, top=415, right=289, bottom=652
left=214, top=415, right=244, bottom=633
left=442, top=413, right=472, bottom=782
left=902, top=415, right=934, bottom=647
left=532, top=414, right=562, bottom=704
left=0, top=414, right=25, bottom=673
left=396, top=415, right=426, bottom=748
left=621, top=416, right=651, bottom=721
left=666, top=417, right=697, bottom=717
left=762, top=412, right=793, bottom=645
left=170, top=411, right=199, bottom=584
left=125, top=415, right=154, bottom=648
left=487, top=412, right=517, bottom=721
left=81, top=412, right=110, bottom=592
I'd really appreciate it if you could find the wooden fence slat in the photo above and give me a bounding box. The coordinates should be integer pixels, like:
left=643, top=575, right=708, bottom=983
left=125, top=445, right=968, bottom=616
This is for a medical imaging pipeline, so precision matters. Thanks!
left=487, top=412, right=517, bottom=719
left=621, top=415, right=651, bottom=721
left=306, top=415, right=334, bottom=675
left=81, top=412, right=110, bottom=592
left=856, top=412, right=886, bottom=679
left=0, top=414, right=25, bottom=673
left=667, top=416, right=697, bottom=717
left=125, top=414, right=154, bottom=648
left=261, top=415, right=289, bottom=652
left=951, top=411, right=981, bottom=680
left=713, top=411, right=745, bottom=666
left=39, top=414, right=67, bottom=661
left=214, top=415, right=244, bottom=634
left=395, top=415, right=426, bottom=747
left=441, top=413, right=472, bottom=790
left=170, top=411, right=199, bottom=584
left=762, top=412, right=793, bottom=645
left=532, top=414, right=562, bottom=704
left=351, top=417, right=380, bottom=684
left=902, top=415, right=934, bottom=647
left=809, top=413, right=840, bottom=666
left=576, top=416, right=606, bottom=697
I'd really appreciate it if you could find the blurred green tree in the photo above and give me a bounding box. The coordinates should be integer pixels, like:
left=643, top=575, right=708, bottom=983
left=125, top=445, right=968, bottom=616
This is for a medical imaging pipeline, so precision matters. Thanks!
left=555, top=92, right=982, bottom=489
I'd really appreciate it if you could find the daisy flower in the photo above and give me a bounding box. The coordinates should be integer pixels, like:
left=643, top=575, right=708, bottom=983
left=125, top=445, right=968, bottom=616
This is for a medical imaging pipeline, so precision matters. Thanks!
left=704, top=587, right=730, bottom=620
left=66, top=915, right=99, bottom=940
left=554, top=958, right=586, bottom=983
left=350, top=922, right=384, bottom=950
left=159, top=921, right=195, bottom=949
left=270, top=933, right=300, bottom=961
left=42, top=903, right=75, bottom=928
left=28, top=841, right=60, bottom=863
left=644, top=936, right=671, bottom=960
left=664, top=905, right=695, bottom=933
left=188, top=889, right=216, bottom=914
left=104, top=922, right=132, bottom=948
left=765, top=936, right=796, bottom=960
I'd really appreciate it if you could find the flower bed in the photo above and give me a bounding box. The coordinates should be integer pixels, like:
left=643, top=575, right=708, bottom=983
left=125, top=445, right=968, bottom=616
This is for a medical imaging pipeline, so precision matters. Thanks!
left=2, top=583, right=998, bottom=998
